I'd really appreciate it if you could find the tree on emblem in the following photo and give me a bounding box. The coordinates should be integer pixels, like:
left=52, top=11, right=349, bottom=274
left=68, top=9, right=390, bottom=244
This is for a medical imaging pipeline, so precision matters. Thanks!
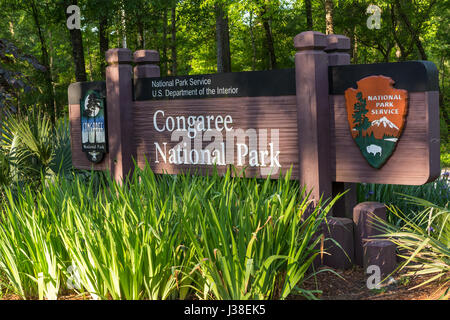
left=352, top=92, right=371, bottom=138
left=84, top=94, right=100, bottom=117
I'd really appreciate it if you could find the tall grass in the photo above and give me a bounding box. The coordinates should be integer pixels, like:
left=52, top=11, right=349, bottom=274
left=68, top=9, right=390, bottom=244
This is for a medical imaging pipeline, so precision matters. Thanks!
left=376, top=196, right=449, bottom=299
left=0, top=165, right=338, bottom=300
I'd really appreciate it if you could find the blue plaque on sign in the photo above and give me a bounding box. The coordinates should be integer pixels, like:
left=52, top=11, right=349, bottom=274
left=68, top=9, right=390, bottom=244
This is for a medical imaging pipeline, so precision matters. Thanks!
left=80, top=90, right=108, bottom=163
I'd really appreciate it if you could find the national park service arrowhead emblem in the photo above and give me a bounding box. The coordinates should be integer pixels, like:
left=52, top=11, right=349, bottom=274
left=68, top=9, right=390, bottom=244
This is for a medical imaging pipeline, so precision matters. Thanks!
left=345, top=76, right=408, bottom=169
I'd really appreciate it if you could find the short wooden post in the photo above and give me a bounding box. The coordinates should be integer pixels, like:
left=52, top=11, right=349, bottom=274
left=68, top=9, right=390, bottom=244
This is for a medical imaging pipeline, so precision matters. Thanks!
left=325, top=34, right=357, bottom=219
left=353, top=202, right=387, bottom=266
left=323, top=217, right=354, bottom=269
left=105, top=48, right=134, bottom=182
left=133, top=50, right=160, bottom=80
left=294, top=31, right=332, bottom=203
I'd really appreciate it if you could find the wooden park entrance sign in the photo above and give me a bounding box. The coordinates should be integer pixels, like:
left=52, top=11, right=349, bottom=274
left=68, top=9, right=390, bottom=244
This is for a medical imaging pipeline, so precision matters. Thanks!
left=68, top=31, right=440, bottom=218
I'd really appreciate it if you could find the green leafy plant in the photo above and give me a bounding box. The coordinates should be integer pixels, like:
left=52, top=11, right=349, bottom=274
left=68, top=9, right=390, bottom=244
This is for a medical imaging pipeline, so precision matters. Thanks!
left=0, top=111, right=72, bottom=189
left=0, top=164, right=341, bottom=300
left=376, top=196, right=449, bottom=300
left=441, top=143, right=450, bottom=168
left=182, top=168, right=340, bottom=300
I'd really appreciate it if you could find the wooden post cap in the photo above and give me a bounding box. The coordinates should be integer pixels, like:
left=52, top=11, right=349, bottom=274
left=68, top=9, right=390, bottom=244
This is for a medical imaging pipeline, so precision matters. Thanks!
left=134, top=50, right=160, bottom=64
left=133, top=50, right=160, bottom=79
left=354, top=202, right=386, bottom=215
left=325, top=34, right=351, bottom=52
left=106, top=48, right=132, bottom=65
left=294, top=31, right=327, bottom=51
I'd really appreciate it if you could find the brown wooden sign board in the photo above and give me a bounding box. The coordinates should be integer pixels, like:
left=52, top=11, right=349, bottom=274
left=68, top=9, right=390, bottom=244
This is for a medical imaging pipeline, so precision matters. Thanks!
left=68, top=32, right=440, bottom=200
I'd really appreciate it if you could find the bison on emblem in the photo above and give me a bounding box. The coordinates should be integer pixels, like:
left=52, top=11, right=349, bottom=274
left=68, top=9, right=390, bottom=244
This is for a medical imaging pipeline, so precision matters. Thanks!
left=366, top=144, right=382, bottom=156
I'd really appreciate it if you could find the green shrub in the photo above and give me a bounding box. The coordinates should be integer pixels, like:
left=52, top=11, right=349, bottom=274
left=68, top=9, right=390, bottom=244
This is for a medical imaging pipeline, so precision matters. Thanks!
left=441, top=143, right=450, bottom=168
left=376, top=196, right=449, bottom=299
left=0, top=165, right=339, bottom=300
left=0, top=111, right=72, bottom=189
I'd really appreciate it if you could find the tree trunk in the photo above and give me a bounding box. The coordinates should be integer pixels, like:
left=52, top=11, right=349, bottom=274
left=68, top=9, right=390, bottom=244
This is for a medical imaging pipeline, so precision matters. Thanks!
left=48, top=29, right=58, bottom=117
left=394, top=0, right=428, bottom=60
left=215, top=3, right=232, bottom=73
left=120, top=8, right=127, bottom=48
left=87, top=45, right=94, bottom=81
left=30, top=0, right=55, bottom=124
left=99, top=15, right=109, bottom=79
left=9, top=21, right=15, bottom=37
left=137, top=9, right=145, bottom=50
left=162, top=7, right=168, bottom=76
left=249, top=11, right=257, bottom=71
left=65, top=0, right=87, bottom=82
left=137, top=23, right=144, bottom=49
left=390, top=4, right=412, bottom=61
left=171, top=6, right=177, bottom=76
left=260, top=4, right=277, bottom=70
left=325, top=0, right=334, bottom=35
left=305, top=0, right=313, bottom=30
left=151, top=25, right=159, bottom=53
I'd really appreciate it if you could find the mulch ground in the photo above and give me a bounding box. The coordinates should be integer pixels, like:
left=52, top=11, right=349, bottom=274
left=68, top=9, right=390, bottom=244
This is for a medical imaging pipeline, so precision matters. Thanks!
left=1, top=267, right=448, bottom=300
left=295, top=266, right=448, bottom=300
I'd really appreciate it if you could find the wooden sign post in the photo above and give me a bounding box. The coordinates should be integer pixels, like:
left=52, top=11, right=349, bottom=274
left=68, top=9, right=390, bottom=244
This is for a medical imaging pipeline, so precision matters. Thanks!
left=294, top=31, right=332, bottom=203
left=68, top=31, right=441, bottom=219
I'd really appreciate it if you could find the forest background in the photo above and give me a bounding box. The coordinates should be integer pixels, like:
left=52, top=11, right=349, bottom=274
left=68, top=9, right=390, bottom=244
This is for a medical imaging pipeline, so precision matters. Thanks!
left=0, top=0, right=448, bottom=147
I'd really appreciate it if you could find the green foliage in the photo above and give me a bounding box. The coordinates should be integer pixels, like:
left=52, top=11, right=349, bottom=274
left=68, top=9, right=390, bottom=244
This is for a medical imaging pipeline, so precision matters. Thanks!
left=0, top=165, right=339, bottom=300
left=357, top=173, right=450, bottom=226
left=0, top=112, right=72, bottom=189
left=0, top=0, right=448, bottom=131
left=441, top=142, right=450, bottom=168
left=375, top=196, right=449, bottom=299
left=0, top=38, right=45, bottom=112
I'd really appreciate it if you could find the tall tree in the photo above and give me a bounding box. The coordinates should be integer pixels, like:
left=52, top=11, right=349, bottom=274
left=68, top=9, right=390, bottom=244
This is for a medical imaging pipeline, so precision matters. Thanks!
left=119, top=3, right=127, bottom=48
left=30, top=0, right=56, bottom=124
left=99, top=14, right=109, bottom=78
left=215, top=2, right=231, bottom=73
left=305, top=0, right=312, bottom=30
left=324, top=0, right=334, bottom=35
left=260, top=1, right=276, bottom=70
left=162, top=5, right=169, bottom=76
left=248, top=10, right=257, bottom=71
left=171, top=4, right=177, bottom=75
left=65, top=0, right=87, bottom=82
left=393, top=0, right=436, bottom=61
left=134, top=0, right=146, bottom=49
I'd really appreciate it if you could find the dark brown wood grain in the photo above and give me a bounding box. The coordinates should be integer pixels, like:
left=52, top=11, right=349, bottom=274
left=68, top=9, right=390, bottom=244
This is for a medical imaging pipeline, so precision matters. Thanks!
left=71, top=93, right=440, bottom=185
left=133, top=96, right=299, bottom=179
left=294, top=31, right=332, bottom=200
left=71, top=90, right=439, bottom=186
left=105, top=49, right=135, bottom=182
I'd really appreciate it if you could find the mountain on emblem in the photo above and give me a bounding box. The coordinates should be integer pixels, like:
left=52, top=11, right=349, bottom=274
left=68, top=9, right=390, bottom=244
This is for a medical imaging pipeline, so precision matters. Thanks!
left=367, top=116, right=399, bottom=138
left=345, top=76, right=408, bottom=169
left=372, top=116, right=399, bottom=129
